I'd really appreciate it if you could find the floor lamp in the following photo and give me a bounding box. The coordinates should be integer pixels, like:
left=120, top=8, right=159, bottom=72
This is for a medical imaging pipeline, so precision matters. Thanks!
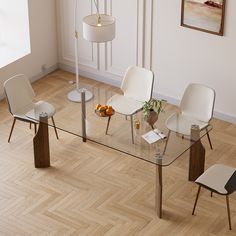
left=67, top=0, right=116, bottom=103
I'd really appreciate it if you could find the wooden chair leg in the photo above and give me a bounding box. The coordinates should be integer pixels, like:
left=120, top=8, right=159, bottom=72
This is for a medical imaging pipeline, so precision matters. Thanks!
left=8, top=118, right=16, bottom=143
left=226, top=195, right=232, bottom=230
left=29, top=122, right=32, bottom=129
left=34, top=123, right=37, bottom=134
left=192, top=185, right=201, bottom=215
left=163, top=130, right=171, bottom=155
left=106, top=116, right=111, bottom=135
left=211, top=191, right=213, bottom=197
left=130, top=115, right=134, bottom=144
left=206, top=132, right=213, bottom=150
left=51, top=117, right=59, bottom=139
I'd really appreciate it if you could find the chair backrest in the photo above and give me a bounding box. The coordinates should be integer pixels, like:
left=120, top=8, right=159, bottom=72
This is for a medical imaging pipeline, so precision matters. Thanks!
left=180, top=83, right=215, bottom=122
left=4, top=74, right=35, bottom=114
left=121, top=66, right=154, bottom=102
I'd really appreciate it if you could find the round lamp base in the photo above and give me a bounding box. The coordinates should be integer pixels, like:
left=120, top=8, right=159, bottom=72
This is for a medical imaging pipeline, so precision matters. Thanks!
left=67, top=89, right=93, bottom=103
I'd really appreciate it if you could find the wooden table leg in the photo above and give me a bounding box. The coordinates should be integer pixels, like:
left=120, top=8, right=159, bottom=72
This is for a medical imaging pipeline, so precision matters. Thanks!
left=106, top=116, right=111, bottom=135
left=81, top=90, right=87, bottom=142
left=189, top=125, right=205, bottom=181
left=156, top=165, right=163, bottom=218
left=33, top=113, right=50, bottom=168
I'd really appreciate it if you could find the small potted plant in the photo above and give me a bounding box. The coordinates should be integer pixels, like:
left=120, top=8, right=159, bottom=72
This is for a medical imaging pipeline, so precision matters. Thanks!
left=142, top=98, right=166, bottom=129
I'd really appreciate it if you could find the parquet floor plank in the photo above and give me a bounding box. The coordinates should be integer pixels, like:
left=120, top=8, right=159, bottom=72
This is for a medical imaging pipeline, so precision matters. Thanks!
left=0, top=70, right=236, bottom=235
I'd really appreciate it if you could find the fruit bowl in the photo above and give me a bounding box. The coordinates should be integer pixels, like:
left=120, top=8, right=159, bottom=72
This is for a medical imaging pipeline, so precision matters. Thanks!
left=95, top=104, right=115, bottom=117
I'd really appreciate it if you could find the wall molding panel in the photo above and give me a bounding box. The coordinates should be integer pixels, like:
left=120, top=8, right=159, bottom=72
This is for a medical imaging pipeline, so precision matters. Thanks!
left=104, top=0, right=139, bottom=77
left=143, top=0, right=153, bottom=69
left=137, top=0, right=145, bottom=67
left=57, top=0, right=152, bottom=81
left=57, top=0, right=236, bottom=123
left=58, top=0, right=98, bottom=70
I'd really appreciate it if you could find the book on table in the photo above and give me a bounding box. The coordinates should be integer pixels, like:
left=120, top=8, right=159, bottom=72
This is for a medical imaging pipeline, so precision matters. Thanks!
left=142, top=129, right=166, bottom=144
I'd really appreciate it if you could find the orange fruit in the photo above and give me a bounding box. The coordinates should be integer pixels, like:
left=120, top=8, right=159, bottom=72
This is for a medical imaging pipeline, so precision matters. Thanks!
left=99, top=106, right=106, bottom=112
left=96, top=104, right=101, bottom=110
left=106, top=108, right=113, bottom=116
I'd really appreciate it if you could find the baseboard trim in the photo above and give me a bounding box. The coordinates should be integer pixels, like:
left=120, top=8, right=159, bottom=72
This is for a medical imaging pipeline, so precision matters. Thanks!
left=152, top=92, right=179, bottom=106
left=58, top=63, right=121, bottom=88
left=152, top=91, right=236, bottom=124
left=29, top=62, right=236, bottom=125
left=29, top=63, right=59, bottom=83
left=0, top=63, right=59, bottom=100
left=0, top=93, right=5, bottom=100
left=60, top=63, right=236, bottom=124
left=213, top=111, right=236, bottom=124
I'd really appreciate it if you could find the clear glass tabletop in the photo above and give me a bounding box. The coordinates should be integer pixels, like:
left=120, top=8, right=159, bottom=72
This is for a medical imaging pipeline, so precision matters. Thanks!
left=27, top=82, right=212, bottom=167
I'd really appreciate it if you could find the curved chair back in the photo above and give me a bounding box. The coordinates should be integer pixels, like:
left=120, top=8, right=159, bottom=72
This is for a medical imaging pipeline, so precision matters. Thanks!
left=180, top=83, right=215, bottom=122
left=121, top=66, right=154, bottom=102
left=4, top=74, right=35, bottom=115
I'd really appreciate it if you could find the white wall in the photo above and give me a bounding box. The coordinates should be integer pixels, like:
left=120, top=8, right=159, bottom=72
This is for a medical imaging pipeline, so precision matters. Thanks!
left=58, top=0, right=236, bottom=123
left=0, top=0, right=58, bottom=98
left=57, top=0, right=143, bottom=86
left=153, top=0, right=236, bottom=122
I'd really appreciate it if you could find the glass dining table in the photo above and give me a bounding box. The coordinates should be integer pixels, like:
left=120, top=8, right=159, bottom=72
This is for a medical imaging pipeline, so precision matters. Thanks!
left=27, top=83, right=212, bottom=218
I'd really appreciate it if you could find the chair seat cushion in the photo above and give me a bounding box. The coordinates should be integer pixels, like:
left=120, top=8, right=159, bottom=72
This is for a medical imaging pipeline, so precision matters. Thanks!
left=165, top=113, right=208, bottom=136
left=196, top=164, right=236, bottom=195
left=25, top=101, right=56, bottom=120
left=107, top=94, right=143, bottom=115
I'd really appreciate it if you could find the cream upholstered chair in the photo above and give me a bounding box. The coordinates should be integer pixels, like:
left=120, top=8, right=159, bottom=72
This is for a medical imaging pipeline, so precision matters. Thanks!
left=107, top=66, right=154, bottom=143
left=192, top=164, right=236, bottom=230
left=164, top=83, right=215, bottom=152
left=4, top=74, right=59, bottom=142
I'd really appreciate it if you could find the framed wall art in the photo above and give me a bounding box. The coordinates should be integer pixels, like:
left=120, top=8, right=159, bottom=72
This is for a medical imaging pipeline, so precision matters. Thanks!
left=181, top=0, right=226, bottom=36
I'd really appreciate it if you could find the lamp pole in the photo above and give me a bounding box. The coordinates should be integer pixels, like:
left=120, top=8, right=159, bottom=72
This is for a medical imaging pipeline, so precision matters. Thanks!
left=67, top=0, right=115, bottom=102
left=67, top=0, right=93, bottom=103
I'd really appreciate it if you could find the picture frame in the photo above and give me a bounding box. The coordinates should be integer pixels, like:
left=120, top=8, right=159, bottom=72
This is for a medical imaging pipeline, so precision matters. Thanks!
left=181, top=0, right=226, bottom=36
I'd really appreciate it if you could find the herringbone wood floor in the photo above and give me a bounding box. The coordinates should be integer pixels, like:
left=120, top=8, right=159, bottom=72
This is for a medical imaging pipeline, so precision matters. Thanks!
left=0, top=70, right=236, bottom=235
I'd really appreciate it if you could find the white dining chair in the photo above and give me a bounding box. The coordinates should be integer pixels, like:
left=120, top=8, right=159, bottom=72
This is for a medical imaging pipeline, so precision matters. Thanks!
left=192, top=164, right=236, bottom=230
left=107, top=66, right=154, bottom=143
left=164, top=83, right=215, bottom=153
left=4, top=74, right=59, bottom=142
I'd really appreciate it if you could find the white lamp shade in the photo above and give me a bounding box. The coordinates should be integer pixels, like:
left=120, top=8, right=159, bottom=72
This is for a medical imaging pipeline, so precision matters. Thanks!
left=83, top=14, right=115, bottom=43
